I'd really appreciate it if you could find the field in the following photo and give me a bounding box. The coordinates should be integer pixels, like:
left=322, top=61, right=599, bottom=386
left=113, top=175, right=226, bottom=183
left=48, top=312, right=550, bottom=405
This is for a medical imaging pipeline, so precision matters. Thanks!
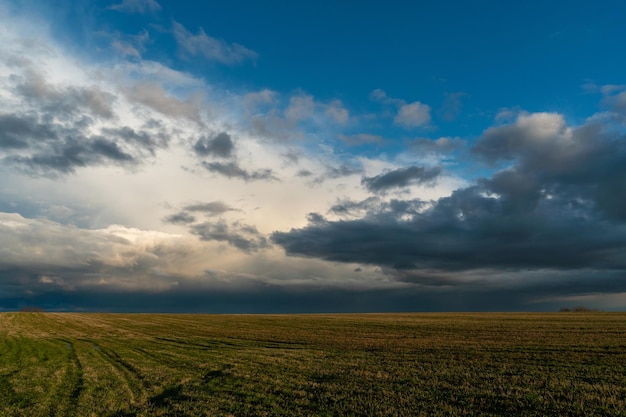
left=1, top=313, right=625, bottom=416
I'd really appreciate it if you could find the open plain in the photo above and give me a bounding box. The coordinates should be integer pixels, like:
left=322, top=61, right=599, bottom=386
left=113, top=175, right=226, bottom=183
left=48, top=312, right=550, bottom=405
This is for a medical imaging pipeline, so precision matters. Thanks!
left=0, top=312, right=625, bottom=416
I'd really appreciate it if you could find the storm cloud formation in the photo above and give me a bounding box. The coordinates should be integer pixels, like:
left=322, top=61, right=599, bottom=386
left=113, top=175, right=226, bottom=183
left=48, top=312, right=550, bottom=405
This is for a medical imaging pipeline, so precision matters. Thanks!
left=274, top=113, right=626, bottom=286
left=2, top=1, right=626, bottom=313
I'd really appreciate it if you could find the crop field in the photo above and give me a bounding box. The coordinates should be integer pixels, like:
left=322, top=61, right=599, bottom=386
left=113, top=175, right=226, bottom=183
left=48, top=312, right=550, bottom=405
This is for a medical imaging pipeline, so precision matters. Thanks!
left=1, top=313, right=625, bottom=416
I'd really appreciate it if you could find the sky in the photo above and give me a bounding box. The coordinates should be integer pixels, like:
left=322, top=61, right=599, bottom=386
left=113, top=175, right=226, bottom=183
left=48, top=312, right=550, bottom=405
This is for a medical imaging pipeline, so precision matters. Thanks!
left=1, top=0, right=626, bottom=312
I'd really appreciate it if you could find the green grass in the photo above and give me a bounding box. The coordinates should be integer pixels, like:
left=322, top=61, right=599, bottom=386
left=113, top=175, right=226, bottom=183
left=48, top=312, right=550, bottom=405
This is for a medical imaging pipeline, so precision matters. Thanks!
left=1, top=312, right=625, bottom=416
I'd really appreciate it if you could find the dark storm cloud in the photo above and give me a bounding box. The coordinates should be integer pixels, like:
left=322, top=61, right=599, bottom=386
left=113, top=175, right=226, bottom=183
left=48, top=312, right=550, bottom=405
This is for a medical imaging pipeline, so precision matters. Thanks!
left=0, top=108, right=169, bottom=175
left=193, top=132, right=234, bottom=158
left=274, top=114, right=626, bottom=287
left=6, top=134, right=136, bottom=175
left=202, top=161, right=278, bottom=181
left=274, top=184, right=626, bottom=271
left=0, top=113, right=56, bottom=148
left=362, top=165, right=442, bottom=192
left=5, top=269, right=626, bottom=313
left=472, top=113, right=626, bottom=220
left=91, top=138, right=135, bottom=162
left=190, top=221, right=269, bottom=253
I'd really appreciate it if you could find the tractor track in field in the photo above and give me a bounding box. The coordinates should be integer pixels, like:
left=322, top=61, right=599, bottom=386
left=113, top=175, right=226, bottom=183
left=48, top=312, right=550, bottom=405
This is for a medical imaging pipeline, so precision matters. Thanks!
left=46, top=340, right=84, bottom=417
left=89, top=341, right=148, bottom=406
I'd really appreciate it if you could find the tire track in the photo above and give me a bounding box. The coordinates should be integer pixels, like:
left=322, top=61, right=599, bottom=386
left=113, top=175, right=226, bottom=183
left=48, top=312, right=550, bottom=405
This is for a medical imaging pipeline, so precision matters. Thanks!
left=89, top=341, right=148, bottom=406
left=56, top=340, right=85, bottom=417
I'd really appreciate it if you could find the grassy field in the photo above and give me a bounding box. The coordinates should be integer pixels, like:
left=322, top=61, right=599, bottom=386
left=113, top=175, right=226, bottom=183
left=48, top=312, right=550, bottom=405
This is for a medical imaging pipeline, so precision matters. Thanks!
left=0, top=313, right=625, bottom=416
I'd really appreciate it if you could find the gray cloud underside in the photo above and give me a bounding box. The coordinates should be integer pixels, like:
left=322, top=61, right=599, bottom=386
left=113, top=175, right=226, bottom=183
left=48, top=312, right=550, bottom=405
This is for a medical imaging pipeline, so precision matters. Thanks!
left=15, top=69, right=115, bottom=119
left=190, top=221, right=269, bottom=253
left=274, top=115, right=626, bottom=279
left=194, top=132, right=234, bottom=158
left=184, top=201, right=235, bottom=215
left=163, top=201, right=236, bottom=225
left=202, top=161, right=278, bottom=182
left=1, top=66, right=171, bottom=175
left=163, top=211, right=196, bottom=225
left=0, top=112, right=168, bottom=175
left=362, top=165, right=442, bottom=192
left=4, top=264, right=626, bottom=313
left=124, top=81, right=203, bottom=124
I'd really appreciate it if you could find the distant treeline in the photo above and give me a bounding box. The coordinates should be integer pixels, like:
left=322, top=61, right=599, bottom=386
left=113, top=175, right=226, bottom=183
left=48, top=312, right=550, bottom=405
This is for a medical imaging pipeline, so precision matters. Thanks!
left=559, top=306, right=600, bottom=312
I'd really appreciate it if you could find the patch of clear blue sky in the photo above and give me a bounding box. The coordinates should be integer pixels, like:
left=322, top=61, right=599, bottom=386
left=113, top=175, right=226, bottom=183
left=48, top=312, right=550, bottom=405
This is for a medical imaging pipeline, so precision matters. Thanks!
left=19, top=0, right=626, bottom=150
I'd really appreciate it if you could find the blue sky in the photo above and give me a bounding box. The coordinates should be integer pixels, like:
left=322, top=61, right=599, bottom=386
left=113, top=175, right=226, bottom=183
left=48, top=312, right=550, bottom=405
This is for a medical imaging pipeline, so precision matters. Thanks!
left=1, top=0, right=626, bottom=312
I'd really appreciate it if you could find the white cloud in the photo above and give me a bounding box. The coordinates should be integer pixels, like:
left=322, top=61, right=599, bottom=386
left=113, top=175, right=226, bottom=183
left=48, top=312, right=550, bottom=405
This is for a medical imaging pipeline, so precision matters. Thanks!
left=285, top=94, right=315, bottom=121
left=109, top=0, right=162, bottom=14
left=394, top=101, right=431, bottom=128
left=172, top=21, right=258, bottom=65
left=123, top=80, right=205, bottom=124
left=370, top=89, right=432, bottom=129
left=325, top=100, right=349, bottom=124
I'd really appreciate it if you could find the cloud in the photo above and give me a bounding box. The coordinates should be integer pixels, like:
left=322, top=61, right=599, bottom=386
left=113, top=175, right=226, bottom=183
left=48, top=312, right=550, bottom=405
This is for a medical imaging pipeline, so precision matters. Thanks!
left=473, top=112, right=569, bottom=163
left=202, top=161, right=278, bottom=182
left=273, top=182, right=626, bottom=272
left=394, top=101, right=432, bottom=128
left=15, top=69, right=116, bottom=120
left=603, top=89, right=626, bottom=115
left=362, top=166, right=442, bottom=192
left=274, top=112, right=626, bottom=293
left=172, top=21, right=258, bottom=65
left=163, top=211, right=196, bottom=225
left=163, top=201, right=237, bottom=225
left=324, top=100, right=349, bottom=124
left=370, top=89, right=431, bottom=128
left=109, top=0, right=162, bottom=14
left=0, top=110, right=145, bottom=175
left=242, top=89, right=278, bottom=110
left=369, top=89, right=393, bottom=103
left=108, top=29, right=150, bottom=59
left=190, top=220, right=269, bottom=253
left=184, top=201, right=235, bottom=216
left=311, top=164, right=362, bottom=184
left=101, top=126, right=168, bottom=156
left=124, top=81, right=203, bottom=124
left=0, top=114, right=55, bottom=149
left=193, top=132, right=234, bottom=158
left=439, top=92, right=467, bottom=121
left=284, top=95, right=315, bottom=121
left=0, top=212, right=197, bottom=294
